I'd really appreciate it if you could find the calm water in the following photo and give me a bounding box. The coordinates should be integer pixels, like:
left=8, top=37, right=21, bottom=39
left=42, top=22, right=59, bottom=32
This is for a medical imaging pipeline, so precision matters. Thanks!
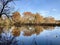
left=0, top=26, right=60, bottom=45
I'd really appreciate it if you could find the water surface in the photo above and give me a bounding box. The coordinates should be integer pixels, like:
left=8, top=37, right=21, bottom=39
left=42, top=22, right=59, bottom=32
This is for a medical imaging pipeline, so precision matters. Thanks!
left=0, top=26, right=60, bottom=45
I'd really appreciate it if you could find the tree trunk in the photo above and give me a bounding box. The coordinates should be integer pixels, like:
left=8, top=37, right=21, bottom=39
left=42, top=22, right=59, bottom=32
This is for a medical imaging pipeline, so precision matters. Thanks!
left=0, top=13, right=2, bottom=18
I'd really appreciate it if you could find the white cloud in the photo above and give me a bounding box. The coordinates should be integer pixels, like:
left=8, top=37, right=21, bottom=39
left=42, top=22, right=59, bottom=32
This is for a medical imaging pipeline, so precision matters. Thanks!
left=52, top=8, right=57, bottom=12
left=39, top=10, right=49, bottom=17
left=39, top=9, right=60, bottom=20
left=39, top=8, right=57, bottom=16
left=36, top=8, right=60, bottom=20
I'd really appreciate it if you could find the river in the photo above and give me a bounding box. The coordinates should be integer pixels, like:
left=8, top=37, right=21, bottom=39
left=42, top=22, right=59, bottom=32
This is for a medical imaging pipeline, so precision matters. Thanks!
left=0, top=26, right=60, bottom=45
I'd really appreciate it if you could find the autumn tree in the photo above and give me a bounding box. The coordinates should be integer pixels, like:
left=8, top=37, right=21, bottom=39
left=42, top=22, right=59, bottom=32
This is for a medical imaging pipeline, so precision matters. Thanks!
left=12, top=12, right=21, bottom=23
left=23, top=12, right=35, bottom=23
left=12, top=27, right=20, bottom=37
left=35, top=13, right=44, bottom=24
left=44, top=16, right=55, bottom=23
left=23, top=30, right=32, bottom=36
left=35, top=26, right=44, bottom=35
left=0, top=26, right=3, bottom=34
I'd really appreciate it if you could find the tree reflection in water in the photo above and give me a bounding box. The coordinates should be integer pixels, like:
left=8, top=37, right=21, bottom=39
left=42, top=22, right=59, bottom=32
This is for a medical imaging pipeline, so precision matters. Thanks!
left=0, top=25, right=55, bottom=45
left=0, top=26, right=19, bottom=45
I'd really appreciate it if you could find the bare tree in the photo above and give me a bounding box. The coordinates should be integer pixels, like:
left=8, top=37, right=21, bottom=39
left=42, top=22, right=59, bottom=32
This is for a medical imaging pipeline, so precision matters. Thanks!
left=0, top=33, right=18, bottom=45
left=0, top=0, right=15, bottom=18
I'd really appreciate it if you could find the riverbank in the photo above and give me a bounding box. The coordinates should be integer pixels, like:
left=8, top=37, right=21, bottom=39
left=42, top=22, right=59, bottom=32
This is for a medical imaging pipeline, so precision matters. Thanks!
left=13, top=23, right=60, bottom=27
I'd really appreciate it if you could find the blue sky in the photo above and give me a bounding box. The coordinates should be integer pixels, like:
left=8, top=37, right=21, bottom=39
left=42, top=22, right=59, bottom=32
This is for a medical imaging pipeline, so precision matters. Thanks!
left=13, top=0, right=60, bottom=20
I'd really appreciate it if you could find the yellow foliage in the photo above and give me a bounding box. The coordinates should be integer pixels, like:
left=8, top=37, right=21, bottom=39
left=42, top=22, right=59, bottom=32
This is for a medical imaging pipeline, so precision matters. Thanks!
left=12, top=28, right=20, bottom=37
left=35, top=26, right=44, bottom=35
left=12, top=12, right=21, bottom=22
left=0, top=27, right=3, bottom=34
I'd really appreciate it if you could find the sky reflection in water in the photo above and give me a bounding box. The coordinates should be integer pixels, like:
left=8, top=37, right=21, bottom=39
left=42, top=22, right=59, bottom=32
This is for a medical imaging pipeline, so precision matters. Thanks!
left=0, top=26, right=60, bottom=45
